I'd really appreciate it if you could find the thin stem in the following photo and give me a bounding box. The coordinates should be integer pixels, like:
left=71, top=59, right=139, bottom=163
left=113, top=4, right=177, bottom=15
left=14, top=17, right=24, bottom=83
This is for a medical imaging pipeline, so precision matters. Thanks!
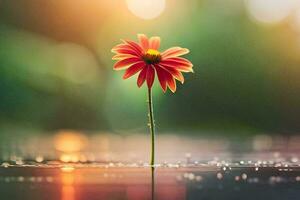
left=147, top=88, right=155, bottom=166
left=151, top=166, right=155, bottom=200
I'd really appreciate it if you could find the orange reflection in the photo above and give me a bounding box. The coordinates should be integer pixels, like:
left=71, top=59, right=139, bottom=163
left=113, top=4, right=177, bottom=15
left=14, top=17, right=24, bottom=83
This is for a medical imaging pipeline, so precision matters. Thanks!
left=61, top=167, right=75, bottom=200
left=62, top=173, right=75, bottom=185
left=61, top=166, right=75, bottom=173
left=62, top=186, right=75, bottom=200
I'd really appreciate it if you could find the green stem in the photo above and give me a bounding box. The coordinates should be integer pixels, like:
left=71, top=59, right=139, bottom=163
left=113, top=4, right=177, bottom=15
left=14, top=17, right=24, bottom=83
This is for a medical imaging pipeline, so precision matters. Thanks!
left=147, top=88, right=155, bottom=166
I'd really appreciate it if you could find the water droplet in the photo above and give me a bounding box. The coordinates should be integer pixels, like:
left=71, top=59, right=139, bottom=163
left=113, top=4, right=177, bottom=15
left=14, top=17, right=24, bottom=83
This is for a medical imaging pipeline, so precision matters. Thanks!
left=46, top=177, right=54, bottom=183
left=195, top=176, right=203, bottom=182
left=217, top=173, right=223, bottom=179
left=15, top=159, right=24, bottom=165
left=241, top=173, right=247, bottom=180
left=17, top=176, right=25, bottom=182
left=188, top=173, right=195, bottom=180
left=1, top=162, right=9, bottom=168
left=35, top=156, right=44, bottom=163
left=291, top=157, right=298, bottom=163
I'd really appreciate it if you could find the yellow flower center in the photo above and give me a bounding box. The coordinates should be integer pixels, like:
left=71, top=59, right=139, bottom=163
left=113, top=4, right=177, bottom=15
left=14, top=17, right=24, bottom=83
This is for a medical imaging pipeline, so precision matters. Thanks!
left=143, top=49, right=161, bottom=64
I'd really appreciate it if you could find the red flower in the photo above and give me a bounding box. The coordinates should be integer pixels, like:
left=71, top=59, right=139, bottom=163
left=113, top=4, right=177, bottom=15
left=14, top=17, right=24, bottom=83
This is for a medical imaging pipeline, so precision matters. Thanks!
left=112, top=34, right=193, bottom=93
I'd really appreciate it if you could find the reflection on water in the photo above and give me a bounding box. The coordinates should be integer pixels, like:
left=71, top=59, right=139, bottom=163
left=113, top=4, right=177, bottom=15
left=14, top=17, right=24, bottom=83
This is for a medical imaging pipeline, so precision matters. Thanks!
left=61, top=167, right=75, bottom=200
left=152, top=167, right=155, bottom=200
left=0, top=133, right=300, bottom=199
left=62, top=186, right=75, bottom=200
left=0, top=163, right=300, bottom=200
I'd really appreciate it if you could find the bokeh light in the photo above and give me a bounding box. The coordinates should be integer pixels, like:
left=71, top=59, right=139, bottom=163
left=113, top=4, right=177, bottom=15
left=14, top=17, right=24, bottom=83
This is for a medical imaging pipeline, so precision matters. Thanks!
left=245, top=0, right=294, bottom=24
left=1, top=0, right=300, bottom=135
left=126, top=0, right=166, bottom=20
left=54, top=130, right=88, bottom=152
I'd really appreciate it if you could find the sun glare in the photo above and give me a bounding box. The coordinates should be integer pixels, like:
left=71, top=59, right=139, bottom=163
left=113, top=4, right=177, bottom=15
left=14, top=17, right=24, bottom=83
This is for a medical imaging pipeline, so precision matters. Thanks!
left=126, top=0, right=166, bottom=20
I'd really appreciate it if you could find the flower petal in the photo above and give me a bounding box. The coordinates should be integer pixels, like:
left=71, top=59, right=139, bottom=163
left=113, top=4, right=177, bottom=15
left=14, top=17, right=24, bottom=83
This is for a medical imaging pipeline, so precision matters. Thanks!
left=113, top=57, right=141, bottom=70
left=112, top=44, right=132, bottom=52
left=138, top=34, right=149, bottom=51
left=112, top=42, right=142, bottom=56
left=160, top=57, right=193, bottom=72
left=111, top=43, right=126, bottom=51
left=112, top=47, right=139, bottom=57
left=149, top=36, right=160, bottom=50
left=158, top=64, right=184, bottom=83
left=161, top=63, right=193, bottom=73
left=166, top=74, right=177, bottom=93
left=137, top=66, right=148, bottom=87
left=123, top=62, right=145, bottom=79
left=162, top=57, right=193, bottom=67
left=123, top=40, right=143, bottom=54
left=112, top=54, right=138, bottom=60
left=146, top=65, right=155, bottom=88
left=155, top=65, right=168, bottom=92
left=161, top=47, right=189, bottom=58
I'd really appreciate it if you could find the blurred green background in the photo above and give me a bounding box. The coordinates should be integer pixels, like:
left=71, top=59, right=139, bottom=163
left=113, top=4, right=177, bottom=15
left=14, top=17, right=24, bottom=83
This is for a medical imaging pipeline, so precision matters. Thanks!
left=1, top=0, right=300, bottom=135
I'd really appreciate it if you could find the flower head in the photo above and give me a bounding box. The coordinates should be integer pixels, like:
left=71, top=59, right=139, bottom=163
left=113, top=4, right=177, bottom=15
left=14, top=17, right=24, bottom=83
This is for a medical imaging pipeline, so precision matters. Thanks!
left=111, top=34, right=193, bottom=93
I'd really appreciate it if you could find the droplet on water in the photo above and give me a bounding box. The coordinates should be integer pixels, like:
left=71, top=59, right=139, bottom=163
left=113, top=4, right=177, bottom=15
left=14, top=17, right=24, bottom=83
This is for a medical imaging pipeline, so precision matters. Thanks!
left=17, top=176, right=25, bottom=182
left=188, top=173, right=195, bottom=180
left=291, top=157, right=298, bottom=163
left=35, top=156, right=44, bottom=163
left=46, top=177, right=54, bottom=183
left=241, top=173, right=247, bottom=180
left=195, top=176, right=203, bottom=182
left=1, top=162, right=9, bottom=168
left=217, top=173, right=223, bottom=180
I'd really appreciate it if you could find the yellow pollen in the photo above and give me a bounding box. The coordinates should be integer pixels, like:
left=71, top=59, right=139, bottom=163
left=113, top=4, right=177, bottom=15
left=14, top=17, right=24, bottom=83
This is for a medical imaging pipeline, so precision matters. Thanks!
left=146, top=49, right=160, bottom=56
left=143, top=49, right=161, bottom=64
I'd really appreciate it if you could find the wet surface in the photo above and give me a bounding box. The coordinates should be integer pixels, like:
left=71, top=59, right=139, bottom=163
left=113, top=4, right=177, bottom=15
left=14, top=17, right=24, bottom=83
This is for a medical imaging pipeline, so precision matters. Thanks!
left=0, top=162, right=300, bottom=200
left=1, top=132, right=300, bottom=199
